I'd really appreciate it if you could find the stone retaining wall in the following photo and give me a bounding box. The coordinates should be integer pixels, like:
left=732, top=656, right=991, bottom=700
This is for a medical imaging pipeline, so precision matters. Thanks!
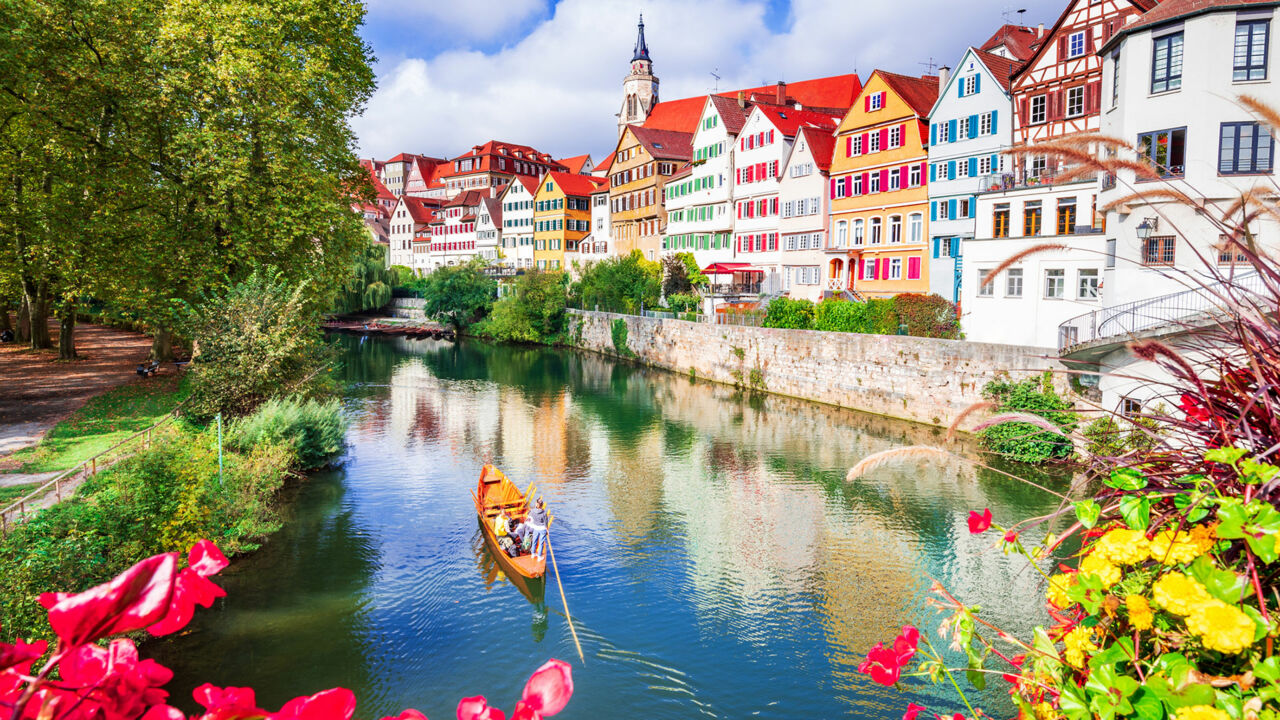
left=567, top=310, right=1072, bottom=430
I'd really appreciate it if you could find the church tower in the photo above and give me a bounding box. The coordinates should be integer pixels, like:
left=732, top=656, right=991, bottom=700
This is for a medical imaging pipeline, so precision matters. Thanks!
left=618, top=14, right=659, bottom=137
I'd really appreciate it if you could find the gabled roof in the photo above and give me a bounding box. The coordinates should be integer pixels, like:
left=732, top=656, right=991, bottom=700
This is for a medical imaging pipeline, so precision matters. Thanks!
left=409, top=156, right=446, bottom=185
left=795, top=126, right=836, bottom=173
left=365, top=165, right=396, bottom=201
left=547, top=171, right=608, bottom=197
left=974, top=49, right=1022, bottom=92
left=642, top=73, right=863, bottom=134
left=874, top=71, right=940, bottom=118
left=627, top=125, right=694, bottom=161
left=387, top=152, right=425, bottom=163
left=980, top=24, right=1043, bottom=61
left=438, top=141, right=566, bottom=179
left=754, top=105, right=842, bottom=137
left=402, top=196, right=442, bottom=224
left=481, top=197, right=503, bottom=225
left=1014, top=0, right=1158, bottom=81
left=445, top=189, right=486, bottom=208
left=1101, top=0, right=1275, bottom=52
left=593, top=155, right=614, bottom=173
left=707, top=95, right=755, bottom=136
left=557, top=154, right=593, bottom=174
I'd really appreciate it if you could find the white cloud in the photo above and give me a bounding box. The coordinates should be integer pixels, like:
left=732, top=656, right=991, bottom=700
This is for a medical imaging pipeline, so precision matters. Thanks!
left=365, top=0, right=548, bottom=43
left=353, top=0, right=1061, bottom=161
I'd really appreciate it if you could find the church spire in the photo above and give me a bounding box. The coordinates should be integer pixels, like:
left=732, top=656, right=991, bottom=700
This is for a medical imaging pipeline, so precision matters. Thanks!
left=632, top=14, right=651, bottom=62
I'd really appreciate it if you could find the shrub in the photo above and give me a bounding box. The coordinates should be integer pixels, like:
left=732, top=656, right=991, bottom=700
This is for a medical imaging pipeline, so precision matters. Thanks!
left=1082, top=413, right=1162, bottom=459
left=891, top=293, right=959, bottom=339
left=763, top=297, right=815, bottom=329
left=420, top=260, right=497, bottom=331
left=570, top=251, right=661, bottom=313
left=475, top=271, right=568, bottom=344
left=813, top=298, right=897, bottom=334
left=229, top=396, right=347, bottom=470
left=980, top=372, right=1077, bottom=463
left=666, top=292, right=700, bottom=314
left=611, top=318, right=632, bottom=356
left=183, top=268, right=333, bottom=422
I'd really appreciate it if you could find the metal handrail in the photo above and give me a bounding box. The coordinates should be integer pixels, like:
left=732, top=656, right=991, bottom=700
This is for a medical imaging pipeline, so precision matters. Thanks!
left=1057, top=272, right=1266, bottom=353
left=1, top=410, right=180, bottom=534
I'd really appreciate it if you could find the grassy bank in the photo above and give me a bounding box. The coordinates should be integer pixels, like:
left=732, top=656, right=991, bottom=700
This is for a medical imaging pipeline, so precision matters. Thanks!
left=4, top=375, right=188, bottom=474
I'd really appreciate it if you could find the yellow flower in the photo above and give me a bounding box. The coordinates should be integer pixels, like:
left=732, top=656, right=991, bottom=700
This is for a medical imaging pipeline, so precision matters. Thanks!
left=1063, top=626, right=1097, bottom=668
left=1187, top=599, right=1256, bottom=654
left=1152, top=572, right=1211, bottom=616
left=1189, top=524, right=1217, bottom=553
left=1079, top=552, right=1121, bottom=589
left=1174, top=706, right=1230, bottom=720
left=1149, top=529, right=1205, bottom=565
left=1034, top=701, right=1062, bottom=720
left=1125, top=594, right=1154, bottom=630
left=1091, top=528, right=1151, bottom=565
left=1046, top=573, right=1075, bottom=608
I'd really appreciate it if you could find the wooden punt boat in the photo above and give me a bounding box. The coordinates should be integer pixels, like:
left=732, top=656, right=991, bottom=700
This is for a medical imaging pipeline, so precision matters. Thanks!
left=473, top=464, right=547, bottom=601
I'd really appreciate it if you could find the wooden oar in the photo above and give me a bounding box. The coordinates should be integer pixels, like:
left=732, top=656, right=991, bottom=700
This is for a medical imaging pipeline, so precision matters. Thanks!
left=546, top=529, right=584, bottom=663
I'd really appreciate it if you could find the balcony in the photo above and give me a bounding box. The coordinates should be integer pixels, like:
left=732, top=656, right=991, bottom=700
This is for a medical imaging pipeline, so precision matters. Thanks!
left=709, top=280, right=762, bottom=296
left=979, top=170, right=1098, bottom=193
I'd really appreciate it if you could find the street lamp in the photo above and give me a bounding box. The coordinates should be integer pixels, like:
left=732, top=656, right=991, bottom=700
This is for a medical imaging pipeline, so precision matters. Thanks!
left=1135, top=217, right=1158, bottom=240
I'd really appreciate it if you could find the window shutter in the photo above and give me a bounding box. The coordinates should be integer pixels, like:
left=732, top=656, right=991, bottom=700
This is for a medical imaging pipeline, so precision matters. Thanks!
left=929, top=163, right=936, bottom=182
left=879, top=168, right=889, bottom=190
left=902, top=123, right=910, bottom=146
left=969, top=114, right=979, bottom=139
left=974, top=74, right=981, bottom=94
left=861, top=172, right=870, bottom=192
left=899, top=166, right=908, bottom=188
left=947, top=161, right=956, bottom=180
left=880, top=92, right=887, bottom=107
left=969, top=158, right=978, bottom=177
left=858, top=258, right=865, bottom=279
left=862, top=131, right=870, bottom=151
left=830, top=178, right=837, bottom=199
left=919, top=162, right=927, bottom=184
left=846, top=136, right=852, bottom=157
left=932, top=238, right=940, bottom=258
left=931, top=201, right=937, bottom=221
left=951, top=238, right=961, bottom=258
left=865, top=95, right=871, bottom=111
left=908, top=256, right=921, bottom=280
left=1058, top=35, right=1069, bottom=61
left=929, top=124, right=937, bottom=146
left=880, top=128, right=889, bottom=149
left=768, top=130, right=774, bottom=143
left=948, top=199, right=957, bottom=219
left=948, top=119, right=957, bottom=142
left=991, top=109, right=998, bottom=133
left=872, top=258, right=880, bottom=279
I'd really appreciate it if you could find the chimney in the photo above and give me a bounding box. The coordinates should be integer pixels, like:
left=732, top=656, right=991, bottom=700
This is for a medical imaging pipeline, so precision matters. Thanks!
left=937, top=65, right=950, bottom=88
left=1037, top=23, right=1045, bottom=37
left=737, top=90, right=746, bottom=108
left=776, top=81, right=786, bottom=105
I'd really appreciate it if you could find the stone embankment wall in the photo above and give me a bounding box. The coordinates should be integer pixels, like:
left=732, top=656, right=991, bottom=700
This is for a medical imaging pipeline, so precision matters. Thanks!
left=567, top=310, right=1071, bottom=431
left=388, top=298, right=425, bottom=320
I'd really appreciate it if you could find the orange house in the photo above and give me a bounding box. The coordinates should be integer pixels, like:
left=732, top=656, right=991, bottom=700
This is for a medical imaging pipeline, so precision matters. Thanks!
left=828, top=71, right=938, bottom=297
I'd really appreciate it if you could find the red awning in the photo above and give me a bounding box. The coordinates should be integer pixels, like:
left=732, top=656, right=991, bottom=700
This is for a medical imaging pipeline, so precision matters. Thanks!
left=701, top=262, right=764, bottom=275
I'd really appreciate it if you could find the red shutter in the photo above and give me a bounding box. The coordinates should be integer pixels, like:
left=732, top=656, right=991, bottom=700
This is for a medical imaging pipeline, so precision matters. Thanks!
left=899, top=166, right=908, bottom=188
left=845, top=136, right=852, bottom=157
left=1058, top=35, right=1069, bottom=61
left=873, top=258, right=881, bottom=280
left=772, top=197, right=779, bottom=214
left=879, top=128, right=889, bottom=149
left=830, top=178, right=838, bottom=198
left=861, top=172, right=870, bottom=192
left=901, top=123, right=910, bottom=146
left=1018, top=97, right=1028, bottom=125
left=862, top=131, right=870, bottom=151
left=879, top=169, right=889, bottom=191
left=864, top=95, right=871, bottom=111
left=858, top=258, right=865, bottom=279
left=768, top=130, right=774, bottom=143
left=908, top=256, right=921, bottom=280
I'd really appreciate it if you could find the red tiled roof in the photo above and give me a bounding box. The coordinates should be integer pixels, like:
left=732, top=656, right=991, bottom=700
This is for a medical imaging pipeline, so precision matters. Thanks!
left=445, top=189, right=486, bottom=208
left=513, top=174, right=540, bottom=194
left=547, top=171, right=607, bottom=197
left=438, top=140, right=567, bottom=179
left=708, top=95, right=754, bottom=136
left=796, top=126, right=836, bottom=173
left=980, top=24, right=1043, bottom=61
left=875, top=71, right=940, bottom=118
left=974, top=48, right=1022, bottom=92
left=366, top=165, right=396, bottom=201
left=1105, top=0, right=1272, bottom=48
left=557, top=154, right=592, bottom=174
left=642, top=73, right=863, bottom=134
left=403, top=196, right=442, bottom=224
left=754, top=105, right=841, bottom=137
left=627, top=125, right=694, bottom=161
left=593, top=155, right=614, bottom=173
left=1015, top=0, right=1158, bottom=81
left=387, top=152, right=425, bottom=163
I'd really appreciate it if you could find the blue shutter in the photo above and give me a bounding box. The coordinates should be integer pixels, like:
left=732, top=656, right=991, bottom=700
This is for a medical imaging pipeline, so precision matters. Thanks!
left=970, top=196, right=977, bottom=219
left=930, top=202, right=937, bottom=221
left=991, top=110, right=998, bottom=133
left=958, top=81, right=965, bottom=98
left=948, top=199, right=957, bottom=219
left=991, top=154, right=999, bottom=173
left=973, top=74, right=981, bottom=94
left=948, top=119, right=957, bottom=143
left=929, top=164, right=936, bottom=182
left=968, top=158, right=978, bottom=177
left=968, top=115, right=979, bottom=139
left=951, top=238, right=961, bottom=257
left=947, top=161, right=956, bottom=180
left=930, top=124, right=937, bottom=146
left=932, top=237, right=941, bottom=258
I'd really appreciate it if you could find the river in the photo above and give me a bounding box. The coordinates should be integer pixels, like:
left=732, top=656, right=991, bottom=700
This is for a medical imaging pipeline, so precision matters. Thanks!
left=151, top=334, right=1071, bottom=719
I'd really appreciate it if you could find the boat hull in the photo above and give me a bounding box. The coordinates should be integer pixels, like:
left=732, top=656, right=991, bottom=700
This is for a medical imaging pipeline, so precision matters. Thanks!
left=477, top=515, right=546, bottom=603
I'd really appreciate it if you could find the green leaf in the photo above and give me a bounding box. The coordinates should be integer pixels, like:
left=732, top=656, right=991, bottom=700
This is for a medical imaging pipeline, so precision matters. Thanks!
left=1187, top=555, right=1250, bottom=603
left=1058, top=682, right=1093, bottom=720
left=1217, top=499, right=1249, bottom=539
left=1089, top=637, right=1136, bottom=668
left=1173, top=492, right=1211, bottom=523
left=1256, top=656, right=1280, bottom=685
left=1075, top=499, right=1102, bottom=529
left=1106, top=467, right=1149, bottom=491
left=1129, top=688, right=1164, bottom=720
left=1241, top=458, right=1280, bottom=485
left=1119, top=495, right=1152, bottom=531
left=1145, top=676, right=1216, bottom=709
left=1206, top=446, right=1249, bottom=465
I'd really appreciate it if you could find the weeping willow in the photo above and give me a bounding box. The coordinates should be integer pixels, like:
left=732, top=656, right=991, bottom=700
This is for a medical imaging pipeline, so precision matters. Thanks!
left=333, top=241, right=396, bottom=313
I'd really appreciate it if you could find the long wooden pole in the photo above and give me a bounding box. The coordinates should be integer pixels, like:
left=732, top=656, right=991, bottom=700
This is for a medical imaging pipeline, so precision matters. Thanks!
left=546, top=530, right=584, bottom=663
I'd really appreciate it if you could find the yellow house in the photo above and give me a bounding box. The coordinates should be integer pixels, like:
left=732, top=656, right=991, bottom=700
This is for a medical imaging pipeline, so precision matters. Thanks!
left=533, top=172, right=607, bottom=270
left=829, top=71, right=938, bottom=297
left=607, top=125, right=692, bottom=261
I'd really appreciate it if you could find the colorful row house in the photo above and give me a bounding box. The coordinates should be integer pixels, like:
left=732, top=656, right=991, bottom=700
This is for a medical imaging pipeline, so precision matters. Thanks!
left=609, top=125, right=692, bottom=261
left=532, top=172, right=608, bottom=270
left=828, top=71, right=939, bottom=297
left=497, top=175, right=539, bottom=269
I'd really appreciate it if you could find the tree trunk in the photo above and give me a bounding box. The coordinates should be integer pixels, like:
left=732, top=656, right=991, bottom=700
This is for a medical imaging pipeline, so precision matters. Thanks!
left=23, top=284, right=51, bottom=350
left=58, top=305, right=77, bottom=360
left=16, top=296, right=30, bottom=343
left=0, top=302, right=11, bottom=334
left=151, top=328, right=174, bottom=362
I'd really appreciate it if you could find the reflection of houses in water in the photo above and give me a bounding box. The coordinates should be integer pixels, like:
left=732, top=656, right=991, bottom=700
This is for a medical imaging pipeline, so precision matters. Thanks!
left=531, top=392, right=569, bottom=484
left=603, top=427, right=667, bottom=544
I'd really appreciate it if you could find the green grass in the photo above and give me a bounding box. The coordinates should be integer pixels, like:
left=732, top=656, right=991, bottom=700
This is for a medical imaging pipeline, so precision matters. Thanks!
left=0, top=483, right=43, bottom=505
left=3, top=375, right=189, bottom=474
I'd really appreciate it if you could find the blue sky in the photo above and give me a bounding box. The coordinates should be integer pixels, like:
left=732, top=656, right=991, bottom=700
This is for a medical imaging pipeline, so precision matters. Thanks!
left=352, top=0, right=1064, bottom=162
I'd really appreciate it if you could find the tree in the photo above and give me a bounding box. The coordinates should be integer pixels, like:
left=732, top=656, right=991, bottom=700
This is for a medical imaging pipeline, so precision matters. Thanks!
left=477, top=271, right=568, bottom=343
left=332, top=241, right=394, bottom=314
left=420, top=261, right=497, bottom=331
left=570, top=251, right=660, bottom=313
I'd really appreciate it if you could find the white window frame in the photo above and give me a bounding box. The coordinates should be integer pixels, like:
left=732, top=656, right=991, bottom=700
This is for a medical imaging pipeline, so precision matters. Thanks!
left=1006, top=268, right=1023, bottom=297
left=964, top=76, right=978, bottom=95
left=1065, top=86, right=1085, bottom=118
left=1045, top=269, right=1065, bottom=299
left=1068, top=31, right=1086, bottom=58
left=1078, top=269, right=1100, bottom=300
left=978, top=269, right=994, bottom=297
left=1030, top=95, right=1047, bottom=124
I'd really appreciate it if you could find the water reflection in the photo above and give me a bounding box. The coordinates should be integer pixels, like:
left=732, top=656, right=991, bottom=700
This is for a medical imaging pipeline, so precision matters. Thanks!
left=155, top=334, right=1071, bottom=720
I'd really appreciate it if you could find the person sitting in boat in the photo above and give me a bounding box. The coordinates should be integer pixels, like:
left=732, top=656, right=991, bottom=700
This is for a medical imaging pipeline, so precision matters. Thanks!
left=527, top=497, right=549, bottom=562
left=493, top=511, right=510, bottom=537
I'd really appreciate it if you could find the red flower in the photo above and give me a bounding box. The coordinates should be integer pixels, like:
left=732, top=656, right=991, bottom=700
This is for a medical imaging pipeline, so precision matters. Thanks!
left=858, top=626, right=920, bottom=686
left=194, top=683, right=265, bottom=719
left=41, top=552, right=178, bottom=646
left=967, top=508, right=993, bottom=534
left=149, top=542, right=229, bottom=636
left=1003, top=531, right=1019, bottom=544
left=0, top=638, right=46, bottom=673
left=904, top=703, right=926, bottom=720
left=379, top=711, right=428, bottom=720
left=518, top=659, right=573, bottom=718
left=1179, top=394, right=1213, bottom=423
left=269, top=688, right=357, bottom=720
left=458, top=696, right=505, bottom=720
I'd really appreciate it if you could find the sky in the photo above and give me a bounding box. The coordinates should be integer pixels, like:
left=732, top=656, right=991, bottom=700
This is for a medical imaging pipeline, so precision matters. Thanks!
left=352, top=0, right=1065, bottom=163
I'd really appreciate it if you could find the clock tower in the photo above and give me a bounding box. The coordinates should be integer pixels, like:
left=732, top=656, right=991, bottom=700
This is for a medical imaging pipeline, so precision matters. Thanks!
left=618, top=14, right=659, bottom=137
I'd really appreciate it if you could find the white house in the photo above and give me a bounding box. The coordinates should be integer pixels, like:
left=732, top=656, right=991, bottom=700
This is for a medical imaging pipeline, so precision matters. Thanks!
left=925, top=51, right=1019, bottom=303
left=428, top=190, right=484, bottom=268
left=475, top=196, right=503, bottom=265
left=499, top=175, right=538, bottom=268
left=580, top=185, right=613, bottom=258
left=778, top=127, right=835, bottom=301
left=388, top=196, right=441, bottom=270
left=661, top=95, right=748, bottom=267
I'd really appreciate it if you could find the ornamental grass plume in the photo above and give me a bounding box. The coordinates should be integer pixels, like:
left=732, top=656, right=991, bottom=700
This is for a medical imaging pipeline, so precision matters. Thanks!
left=845, top=446, right=952, bottom=481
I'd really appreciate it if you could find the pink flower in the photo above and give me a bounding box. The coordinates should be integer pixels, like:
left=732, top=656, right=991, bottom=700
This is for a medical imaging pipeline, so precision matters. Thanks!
left=41, top=552, right=178, bottom=645
left=904, top=703, right=926, bottom=720
left=269, top=688, right=357, bottom=720
left=858, top=626, right=920, bottom=686
left=1003, top=531, right=1019, bottom=544
left=967, top=509, right=993, bottom=534
left=194, top=683, right=265, bottom=719
left=518, top=659, right=573, bottom=717
left=149, top=542, right=229, bottom=636
left=458, top=696, right=505, bottom=720
left=380, top=711, right=429, bottom=720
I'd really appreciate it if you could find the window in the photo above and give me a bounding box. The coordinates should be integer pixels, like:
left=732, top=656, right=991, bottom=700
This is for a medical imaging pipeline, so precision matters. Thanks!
left=1219, top=235, right=1250, bottom=264
left=852, top=135, right=864, bottom=155
left=993, top=204, right=1010, bottom=238
left=1143, top=236, right=1176, bottom=265
left=869, top=92, right=884, bottom=110
left=889, top=170, right=901, bottom=190
left=1044, top=269, right=1065, bottom=299
left=964, top=75, right=978, bottom=95
left=853, top=219, right=865, bottom=246
left=978, top=156, right=992, bottom=176
left=1121, top=397, right=1142, bottom=417
left=1030, top=95, right=1047, bottom=124
left=1065, top=86, right=1085, bottom=117
left=1152, top=32, right=1184, bottom=93
left=1137, top=128, right=1187, bottom=177
left=908, top=214, right=923, bottom=244
left=869, top=131, right=881, bottom=153
left=1006, top=268, right=1023, bottom=297
left=938, top=200, right=950, bottom=220
left=852, top=174, right=864, bottom=195
left=889, top=215, right=902, bottom=243
left=1057, top=199, right=1078, bottom=235
left=1078, top=269, right=1100, bottom=299
left=937, top=122, right=950, bottom=144
left=1030, top=155, right=1048, bottom=178
left=1024, top=201, right=1042, bottom=236
left=978, top=269, right=994, bottom=297
left=1111, top=51, right=1121, bottom=106
left=980, top=112, right=993, bottom=135
left=836, top=220, right=848, bottom=247
left=1068, top=30, right=1086, bottom=58
left=889, top=258, right=903, bottom=280
left=889, top=125, right=902, bottom=148
left=959, top=117, right=970, bottom=139
left=863, top=259, right=876, bottom=280
left=1235, top=20, right=1270, bottom=81
left=909, top=164, right=922, bottom=187
left=957, top=161, right=969, bottom=179
left=1219, top=122, right=1275, bottom=174
left=870, top=217, right=883, bottom=244
left=869, top=172, right=881, bottom=193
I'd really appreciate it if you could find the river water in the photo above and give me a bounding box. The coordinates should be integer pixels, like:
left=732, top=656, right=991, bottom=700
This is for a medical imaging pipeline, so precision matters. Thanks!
left=152, top=335, right=1071, bottom=719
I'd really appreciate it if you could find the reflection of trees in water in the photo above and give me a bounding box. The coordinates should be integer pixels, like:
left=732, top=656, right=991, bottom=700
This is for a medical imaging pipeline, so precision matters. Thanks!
left=148, top=468, right=379, bottom=714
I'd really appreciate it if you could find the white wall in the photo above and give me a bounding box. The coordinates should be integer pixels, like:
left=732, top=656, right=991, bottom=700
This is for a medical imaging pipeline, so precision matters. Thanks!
left=778, top=133, right=829, bottom=300
left=662, top=99, right=736, bottom=267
